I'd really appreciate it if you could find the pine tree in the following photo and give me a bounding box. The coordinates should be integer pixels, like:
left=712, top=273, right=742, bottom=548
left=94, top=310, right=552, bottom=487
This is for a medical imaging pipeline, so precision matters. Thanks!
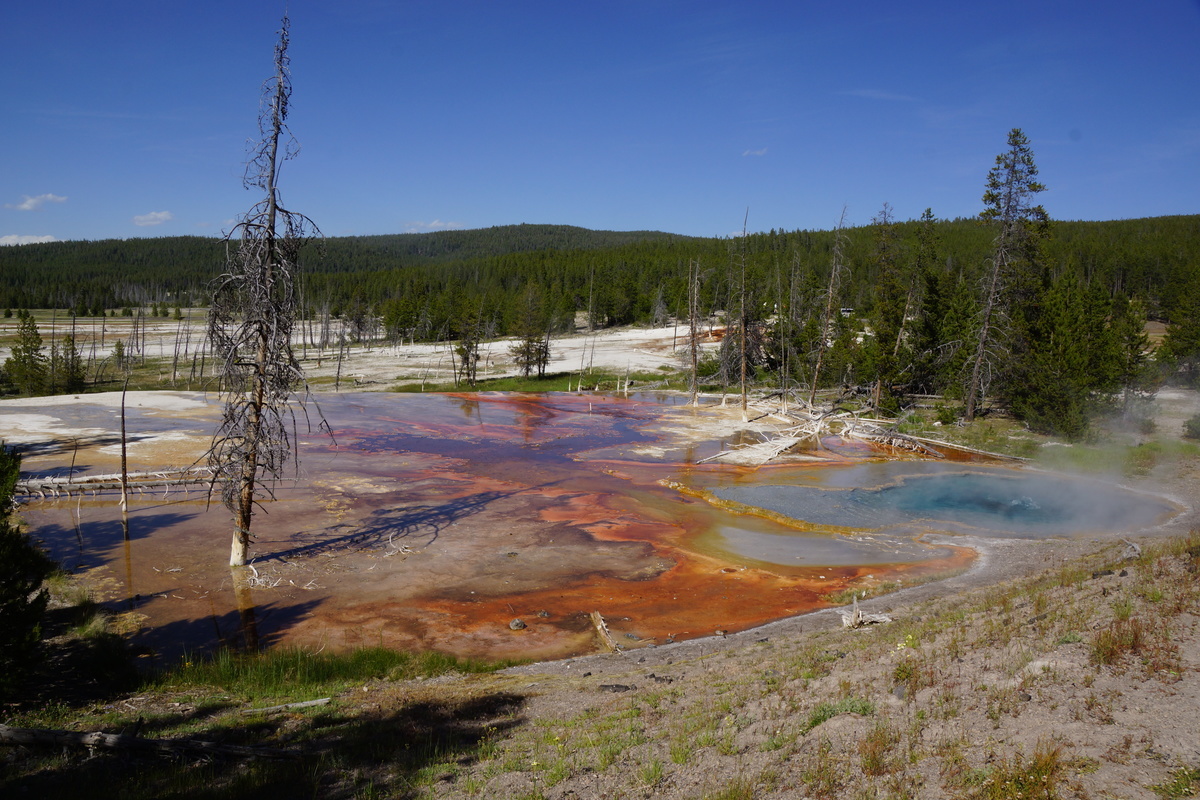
left=1008, top=271, right=1092, bottom=438
left=964, top=128, right=1050, bottom=420
left=0, top=445, right=55, bottom=701
left=864, top=203, right=909, bottom=412
left=3, top=312, right=47, bottom=396
left=1110, top=293, right=1157, bottom=417
left=509, top=284, right=551, bottom=378
left=57, top=334, right=87, bottom=393
left=1162, top=277, right=1200, bottom=385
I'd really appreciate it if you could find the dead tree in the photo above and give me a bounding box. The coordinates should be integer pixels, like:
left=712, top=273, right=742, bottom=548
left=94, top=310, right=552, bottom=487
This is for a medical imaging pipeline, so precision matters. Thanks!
left=206, top=15, right=321, bottom=567
left=687, top=259, right=703, bottom=405
left=809, top=208, right=850, bottom=405
left=738, top=210, right=750, bottom=415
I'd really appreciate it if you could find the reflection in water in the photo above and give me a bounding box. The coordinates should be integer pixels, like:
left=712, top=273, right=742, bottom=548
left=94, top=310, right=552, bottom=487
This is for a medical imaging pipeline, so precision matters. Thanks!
left=231, top=566, right=260, bottom=651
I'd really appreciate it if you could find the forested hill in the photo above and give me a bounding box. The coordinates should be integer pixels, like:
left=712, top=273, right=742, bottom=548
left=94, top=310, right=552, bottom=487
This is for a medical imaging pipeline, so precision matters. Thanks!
left=1, top=216, right=1196, bottom=326
left=0, top=224, right=694, bottom=309
left=332, top=224, right=697, bottom=268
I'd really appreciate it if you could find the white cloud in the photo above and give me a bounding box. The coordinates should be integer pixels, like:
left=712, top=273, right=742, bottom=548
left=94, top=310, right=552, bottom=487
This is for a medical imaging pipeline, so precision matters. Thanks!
left=0, top=234, right=59, bottom=246
left=6, top=193, right=67, bottom=211
left=402, top=219, right=466, bottom=233
left=742, top=148, right=768, bottom=157
left=133, top=210, right=173, bottom=226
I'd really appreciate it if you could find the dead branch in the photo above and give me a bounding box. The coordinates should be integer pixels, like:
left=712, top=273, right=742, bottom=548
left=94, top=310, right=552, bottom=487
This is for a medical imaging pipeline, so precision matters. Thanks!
left=0, top=723, right=301, bottom=760
left=240, top=698, right=330, bottom=715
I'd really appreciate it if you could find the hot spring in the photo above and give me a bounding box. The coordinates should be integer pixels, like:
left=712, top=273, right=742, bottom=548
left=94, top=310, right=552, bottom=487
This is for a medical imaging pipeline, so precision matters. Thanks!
left=1, top=392, right=1182, bottom=661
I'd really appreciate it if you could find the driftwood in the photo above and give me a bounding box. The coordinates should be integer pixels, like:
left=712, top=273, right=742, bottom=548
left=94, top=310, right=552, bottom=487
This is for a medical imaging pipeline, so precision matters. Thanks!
left=697, top=397, right=1032, bottom=466
left=841, top=424, right=945, bottom=458
left=15, top=467, right=215, bottom=498
left=240, top=697, right=330, bottom=715
left=838, top=594, right=893, bottom=629
left=0, top=723, right=301, bottom=760
left=697, top=435, right=802, bottom=466
left=590, top=610, right=619, bottom=653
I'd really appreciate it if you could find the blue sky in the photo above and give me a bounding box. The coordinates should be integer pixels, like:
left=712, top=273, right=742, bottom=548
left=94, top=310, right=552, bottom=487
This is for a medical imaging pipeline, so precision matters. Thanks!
left=3, top=1, right=1198, bottom=244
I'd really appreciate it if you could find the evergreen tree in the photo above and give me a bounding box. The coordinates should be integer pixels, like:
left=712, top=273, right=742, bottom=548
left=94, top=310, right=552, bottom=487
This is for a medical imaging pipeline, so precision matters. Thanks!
left=0, top=445, right=55, bottom=701
left=112, top=339, right=129, bottom=375
left=509, top=284, right=551, bottom=378
left=3, top=312, right=47, bottom=396
left=1008, top=271, right=1093, bottom=438
left=55, top=334, right=87, bottom=393
left=863, top=203, right=909, bottom=412
left=965, top=128, right=1050, bottom=420
left=1110, top=293, right=1157, bottom=417
left=1162, top=277, right=1200, bottom=385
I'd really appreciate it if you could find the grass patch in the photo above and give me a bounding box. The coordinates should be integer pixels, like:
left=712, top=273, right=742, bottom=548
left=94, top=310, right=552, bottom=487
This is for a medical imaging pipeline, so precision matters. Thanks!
left=1153, top=766, right=1200, bottom=799
left=154, top=646, right=512, bottom=703
left=859, top=719, right=902, bottom=776
left=803, top=697, right=874, bottom=733
left=1091, top=618, right=1146, bottom=666
left=966, top=738, right=1066, bottom=799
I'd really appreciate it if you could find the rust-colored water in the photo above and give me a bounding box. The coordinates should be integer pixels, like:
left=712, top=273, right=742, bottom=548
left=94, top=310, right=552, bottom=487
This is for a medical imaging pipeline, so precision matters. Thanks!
left=13, top=392, right=979, bottom=664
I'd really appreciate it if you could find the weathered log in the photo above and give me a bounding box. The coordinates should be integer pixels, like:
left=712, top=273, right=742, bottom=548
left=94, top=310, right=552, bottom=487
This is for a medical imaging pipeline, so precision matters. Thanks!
left=838, top=594, right=893, bottom=629
left=590, top=610, right=619, bottom=653
left=0, top=723, right=301, bottom=760
left=15, top=468, right=215, bottom=498
left=240, top=697, right=330, bottom=715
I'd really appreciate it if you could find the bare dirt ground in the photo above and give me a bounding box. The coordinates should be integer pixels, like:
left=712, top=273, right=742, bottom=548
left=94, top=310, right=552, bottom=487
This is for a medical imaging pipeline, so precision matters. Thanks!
left=0, top=312, right=709, bottom=390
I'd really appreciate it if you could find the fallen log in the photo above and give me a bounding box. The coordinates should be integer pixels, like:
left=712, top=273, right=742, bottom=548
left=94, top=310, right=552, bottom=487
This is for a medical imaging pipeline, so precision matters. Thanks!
left=15, top=467, right=215, bottom=498
left=838, top=595, right=893, bottom=629
left=590, top=610, right=620, bottom=653
left=240, top=697, right=330, bottom=715
left=0, top=723, right=301, bottom=760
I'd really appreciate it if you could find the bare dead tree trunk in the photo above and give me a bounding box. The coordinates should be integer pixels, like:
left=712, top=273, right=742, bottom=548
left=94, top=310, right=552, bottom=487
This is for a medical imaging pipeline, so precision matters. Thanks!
left=739, top=211, right=749, bottom=417
left=810, top=208, right=849, bottom=406
left=120, top=379, right=130, bottom=538
left=964, top=250, right=1005, bottom=421
left=334, top=327, right=347, bottom=392
left=207, top=15, right=321, bottom=567
left=688, top=259, right=701, bottom=406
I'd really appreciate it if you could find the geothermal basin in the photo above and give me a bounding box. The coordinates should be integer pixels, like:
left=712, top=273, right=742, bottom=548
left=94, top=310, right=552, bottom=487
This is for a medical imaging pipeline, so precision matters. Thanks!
left=2, top=391, right=1180, bottom=664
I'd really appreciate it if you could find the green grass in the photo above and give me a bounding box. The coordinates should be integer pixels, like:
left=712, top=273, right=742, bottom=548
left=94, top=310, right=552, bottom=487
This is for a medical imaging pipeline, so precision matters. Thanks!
left=154, top=646, right=512, bottom=703
left=1153, top=766, right=1200, bottom=799
left=803, top=697, right=875, bottom=733
left=1034, top=438, right=1200, bottom=478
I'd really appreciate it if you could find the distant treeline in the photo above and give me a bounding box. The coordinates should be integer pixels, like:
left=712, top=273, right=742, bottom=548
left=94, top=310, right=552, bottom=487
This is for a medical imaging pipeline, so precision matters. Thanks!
left=1, top=217, right=1196, bottom=329
left=3, top=214, right=1199, bottom=439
